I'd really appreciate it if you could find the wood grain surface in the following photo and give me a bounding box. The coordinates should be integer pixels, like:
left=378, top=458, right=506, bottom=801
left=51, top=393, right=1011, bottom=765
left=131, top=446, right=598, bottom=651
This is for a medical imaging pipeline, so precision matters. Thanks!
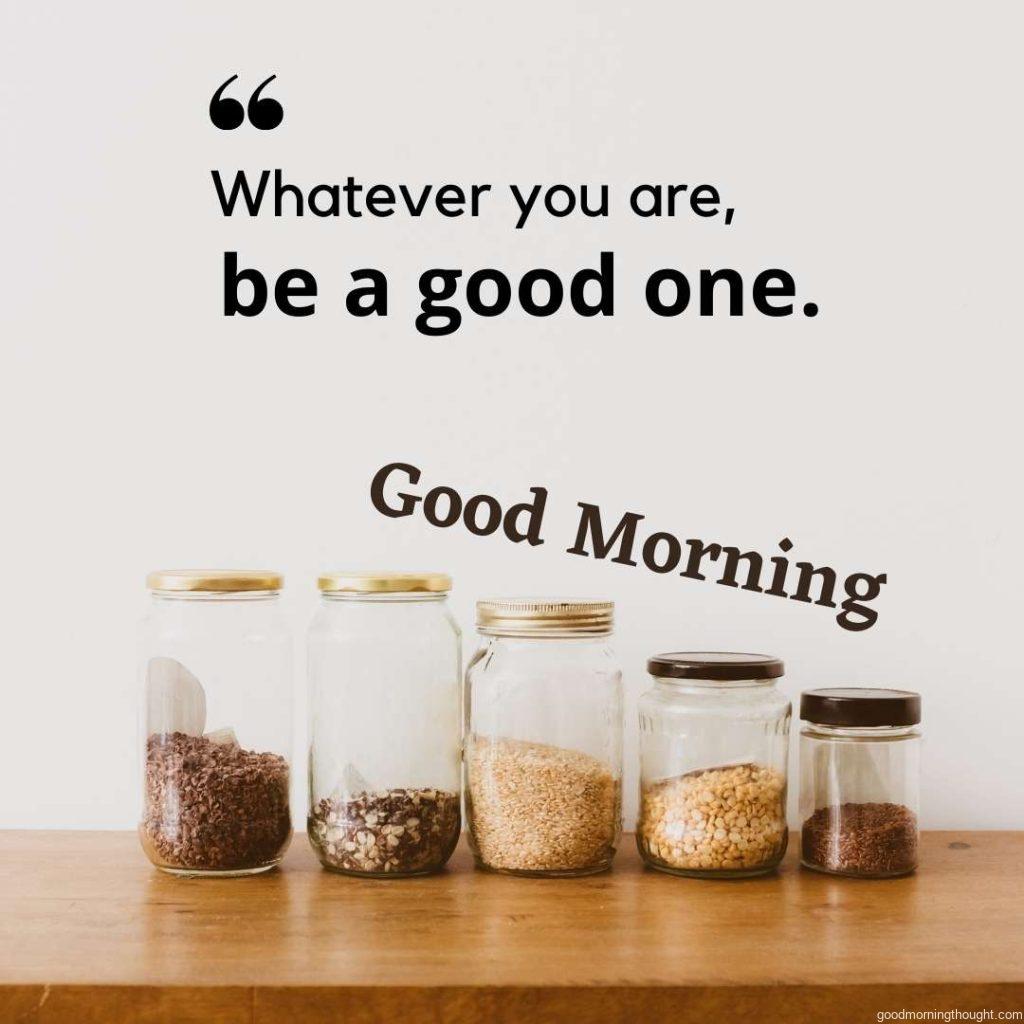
left=1, top=831, right=1021, bottom=1022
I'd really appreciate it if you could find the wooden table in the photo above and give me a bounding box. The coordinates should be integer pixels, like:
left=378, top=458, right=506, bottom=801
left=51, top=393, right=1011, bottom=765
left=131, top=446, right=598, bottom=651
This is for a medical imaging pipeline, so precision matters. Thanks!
left=1, top=831, right=1021, bottom=1023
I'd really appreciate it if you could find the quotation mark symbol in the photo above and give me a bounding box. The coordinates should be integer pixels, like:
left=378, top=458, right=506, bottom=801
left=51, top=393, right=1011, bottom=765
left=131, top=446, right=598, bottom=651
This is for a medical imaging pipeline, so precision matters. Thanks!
left=209, top=74, right=283, bottom=131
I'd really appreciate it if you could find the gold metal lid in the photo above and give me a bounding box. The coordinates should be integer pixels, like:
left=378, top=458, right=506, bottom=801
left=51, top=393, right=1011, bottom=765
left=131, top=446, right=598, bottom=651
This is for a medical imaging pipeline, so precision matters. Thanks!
left=318, top=571, right=452, bottom=594
left=476, top=598, right=614, bottom=637
left=147, top=570, right=283, bottom=593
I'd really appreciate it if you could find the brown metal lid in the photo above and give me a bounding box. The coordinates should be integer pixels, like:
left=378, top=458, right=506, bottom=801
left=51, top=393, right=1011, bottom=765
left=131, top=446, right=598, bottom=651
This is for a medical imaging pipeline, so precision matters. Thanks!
left=800, top=687, right=921, bottom=727
left=646, top=652, right=784, bottom=681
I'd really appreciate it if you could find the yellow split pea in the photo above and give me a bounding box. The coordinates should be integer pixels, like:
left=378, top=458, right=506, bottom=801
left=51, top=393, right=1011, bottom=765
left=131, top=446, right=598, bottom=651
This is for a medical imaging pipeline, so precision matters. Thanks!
left=638, top=763, right=786, bottom=874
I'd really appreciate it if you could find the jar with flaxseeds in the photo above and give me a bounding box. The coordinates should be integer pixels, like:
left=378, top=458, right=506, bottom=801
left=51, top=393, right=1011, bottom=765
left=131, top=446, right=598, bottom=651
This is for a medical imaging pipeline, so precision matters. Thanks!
left=307, top=572, right=462, bottom=876
left=800, top=688, right=921, bottom=878
left=138, top=571, right=293, bottom=876
left=465, top=599, right=622, bottom=877
left=637, top=653, right=790, bottom=877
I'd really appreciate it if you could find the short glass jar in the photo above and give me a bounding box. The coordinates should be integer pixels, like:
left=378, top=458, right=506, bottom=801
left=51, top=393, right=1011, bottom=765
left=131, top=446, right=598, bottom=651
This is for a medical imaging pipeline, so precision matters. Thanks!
left=464, top=599, right=622, bottom=877
left=307, top=571, right=462, bottom=877
left=138, top=570, right=293, bottom=876
left=637, top=653, right=791, bottom=878
left=800, top=688, right=921, bottom=878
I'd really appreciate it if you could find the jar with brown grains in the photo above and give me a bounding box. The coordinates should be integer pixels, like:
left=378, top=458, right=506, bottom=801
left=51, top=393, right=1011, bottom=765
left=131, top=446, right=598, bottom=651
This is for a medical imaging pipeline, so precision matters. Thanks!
left=138, top=571, right=293, bottom=876
left=307, top=572, right=462, bottom=876
left=799, top=688, right=921, bottom=878
left=637, top=653, right=791, bottom=878
left=465, top=599, right=622, bottom=877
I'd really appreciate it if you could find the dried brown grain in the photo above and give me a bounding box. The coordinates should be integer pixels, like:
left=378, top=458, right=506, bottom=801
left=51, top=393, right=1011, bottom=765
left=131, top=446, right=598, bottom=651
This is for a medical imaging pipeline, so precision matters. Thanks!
left=466, top=735, right=620, bottom=875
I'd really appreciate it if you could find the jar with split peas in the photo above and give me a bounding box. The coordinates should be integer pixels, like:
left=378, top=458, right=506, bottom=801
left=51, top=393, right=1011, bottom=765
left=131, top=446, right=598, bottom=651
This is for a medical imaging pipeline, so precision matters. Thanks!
left=800, top=688, right=921, bottom=878
left=464, top=599, right=622, bottom=877
left=307, top=572, right=462, bottom=876
left=138, top=571, right=293, bottom=877
left=637, top=653, right=791, bottom=877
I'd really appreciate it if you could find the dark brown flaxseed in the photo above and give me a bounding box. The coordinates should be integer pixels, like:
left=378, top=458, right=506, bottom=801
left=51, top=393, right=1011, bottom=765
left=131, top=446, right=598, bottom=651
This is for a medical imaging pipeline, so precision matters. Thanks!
left=801, top=801, right=918, bottom=877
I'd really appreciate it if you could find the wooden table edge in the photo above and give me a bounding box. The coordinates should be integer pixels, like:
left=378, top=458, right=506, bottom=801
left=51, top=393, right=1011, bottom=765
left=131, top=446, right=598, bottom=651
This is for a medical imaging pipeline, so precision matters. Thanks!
left=4, top=981, right=1024, bottom=1023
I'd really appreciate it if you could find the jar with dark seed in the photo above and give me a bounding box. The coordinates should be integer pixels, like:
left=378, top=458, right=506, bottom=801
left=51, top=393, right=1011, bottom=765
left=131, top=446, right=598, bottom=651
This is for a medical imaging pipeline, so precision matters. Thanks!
left=138, top=571, right=293, bottom=877
left=307, top=572, right=462, bottom=876
left=799, top=688, right=921, bottom=878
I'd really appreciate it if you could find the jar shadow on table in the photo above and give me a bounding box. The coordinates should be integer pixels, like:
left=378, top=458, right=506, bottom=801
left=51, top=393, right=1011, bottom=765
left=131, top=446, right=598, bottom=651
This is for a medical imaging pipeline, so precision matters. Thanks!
left=292, top=866, right=475, bottom=965
left=140, top=863, right=299, bottom=978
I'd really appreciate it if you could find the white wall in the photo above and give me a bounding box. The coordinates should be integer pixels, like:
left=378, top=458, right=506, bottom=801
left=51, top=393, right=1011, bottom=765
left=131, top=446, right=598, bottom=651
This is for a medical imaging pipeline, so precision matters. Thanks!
left=1, top=1, right=1020, bottom=830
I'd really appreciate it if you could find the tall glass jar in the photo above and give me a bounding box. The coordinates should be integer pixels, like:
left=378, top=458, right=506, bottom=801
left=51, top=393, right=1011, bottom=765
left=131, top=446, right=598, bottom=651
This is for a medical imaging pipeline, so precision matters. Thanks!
left=637, top=653, right=790, bottom=878
left=307, top=572, right=462, bottom=876
left=138, top=570, right=293, bottom=876
left=465, top=599, right=622, bottom=877
left=800, top=688, right=921, bottom=878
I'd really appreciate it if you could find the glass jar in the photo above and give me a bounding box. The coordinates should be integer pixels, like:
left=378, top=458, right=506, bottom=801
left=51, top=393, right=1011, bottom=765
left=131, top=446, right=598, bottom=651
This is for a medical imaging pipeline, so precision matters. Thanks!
left=138, top=570, right=293, bottom=876
left=800, top=688, right=921, bottom=878
left=637, top=653, right=791, bottom=878
left=307, top=571, right=462, bottom=876
left=464, top=598, right=622, bottom=877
